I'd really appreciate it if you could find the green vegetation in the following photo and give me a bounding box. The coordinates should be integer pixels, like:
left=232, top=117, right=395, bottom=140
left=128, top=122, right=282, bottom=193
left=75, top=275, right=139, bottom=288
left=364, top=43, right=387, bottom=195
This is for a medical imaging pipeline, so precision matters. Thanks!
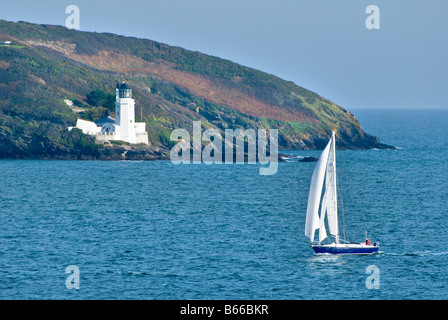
left=0, top=44, right=25, bottom=48
left=109, top=140, right=130, bottom=146
left=86, top=89, right=115, bottom=110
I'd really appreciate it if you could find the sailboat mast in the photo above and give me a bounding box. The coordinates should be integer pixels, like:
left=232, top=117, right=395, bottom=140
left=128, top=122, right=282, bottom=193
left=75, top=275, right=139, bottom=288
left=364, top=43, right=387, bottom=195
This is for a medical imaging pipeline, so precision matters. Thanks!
left=331, top=131, right=339, bottom=244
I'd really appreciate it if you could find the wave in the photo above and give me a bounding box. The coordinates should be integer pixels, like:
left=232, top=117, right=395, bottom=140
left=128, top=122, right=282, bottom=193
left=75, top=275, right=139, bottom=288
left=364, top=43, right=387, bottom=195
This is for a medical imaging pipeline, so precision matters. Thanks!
left=282, top=156, right=305, bottom=162
left=384, top=251, right=448, bottom=257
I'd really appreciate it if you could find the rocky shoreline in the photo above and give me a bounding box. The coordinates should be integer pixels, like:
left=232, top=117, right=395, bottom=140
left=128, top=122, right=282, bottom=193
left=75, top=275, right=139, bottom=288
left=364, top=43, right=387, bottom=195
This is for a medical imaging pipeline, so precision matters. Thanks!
left=0, top=142, right=395, bottom=161
left=0, top=144, right=170, bottom=161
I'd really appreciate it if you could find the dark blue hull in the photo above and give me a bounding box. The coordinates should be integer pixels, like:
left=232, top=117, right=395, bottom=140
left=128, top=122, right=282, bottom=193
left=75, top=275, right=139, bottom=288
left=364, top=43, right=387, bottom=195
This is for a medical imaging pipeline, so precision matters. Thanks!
left=312, top=244, right=379, bottom=255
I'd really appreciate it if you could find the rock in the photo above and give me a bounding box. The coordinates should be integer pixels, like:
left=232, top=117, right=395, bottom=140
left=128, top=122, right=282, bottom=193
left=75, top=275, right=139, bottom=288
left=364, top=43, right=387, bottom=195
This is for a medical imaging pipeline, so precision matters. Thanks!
left=299, top=156, right=318, bottom=162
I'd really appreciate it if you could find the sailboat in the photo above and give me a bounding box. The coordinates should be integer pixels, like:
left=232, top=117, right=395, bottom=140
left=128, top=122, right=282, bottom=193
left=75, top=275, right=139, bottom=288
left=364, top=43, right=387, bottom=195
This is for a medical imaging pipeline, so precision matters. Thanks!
left=304, top=131, right=380, bottom=255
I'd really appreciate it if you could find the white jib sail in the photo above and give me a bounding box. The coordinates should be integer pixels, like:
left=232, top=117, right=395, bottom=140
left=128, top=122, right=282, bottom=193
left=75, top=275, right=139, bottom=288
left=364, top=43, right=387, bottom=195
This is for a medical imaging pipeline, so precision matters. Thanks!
left=305, top=137, right=332, bottom=242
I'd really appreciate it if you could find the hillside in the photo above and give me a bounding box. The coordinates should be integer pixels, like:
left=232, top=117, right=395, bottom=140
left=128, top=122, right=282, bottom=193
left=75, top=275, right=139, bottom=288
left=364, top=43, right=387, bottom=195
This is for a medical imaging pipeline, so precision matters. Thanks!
left=0, top=19, right=392, bottom=159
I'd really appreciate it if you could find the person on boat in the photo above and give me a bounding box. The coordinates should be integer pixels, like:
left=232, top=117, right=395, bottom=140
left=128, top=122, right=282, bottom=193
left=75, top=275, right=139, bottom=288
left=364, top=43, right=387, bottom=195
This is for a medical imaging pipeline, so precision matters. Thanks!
left=365, top=239, right=369, bottom=245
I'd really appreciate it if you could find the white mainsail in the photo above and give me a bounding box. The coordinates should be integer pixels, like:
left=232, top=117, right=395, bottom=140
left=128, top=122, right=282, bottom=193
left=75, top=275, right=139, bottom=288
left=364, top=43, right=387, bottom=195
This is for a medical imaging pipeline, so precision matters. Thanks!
left=305, top=131, right=339, bottom=244
left=318, top=189, right=328, bottom=242
left=325, top=133, right=338, bottom=241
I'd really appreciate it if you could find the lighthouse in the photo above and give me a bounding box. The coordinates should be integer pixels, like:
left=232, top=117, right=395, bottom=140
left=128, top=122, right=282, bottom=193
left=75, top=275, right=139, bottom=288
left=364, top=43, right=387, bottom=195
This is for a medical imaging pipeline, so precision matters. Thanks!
left=115, top=82, right=137, bottom=143
left=71, top=81, right=149, bottom=145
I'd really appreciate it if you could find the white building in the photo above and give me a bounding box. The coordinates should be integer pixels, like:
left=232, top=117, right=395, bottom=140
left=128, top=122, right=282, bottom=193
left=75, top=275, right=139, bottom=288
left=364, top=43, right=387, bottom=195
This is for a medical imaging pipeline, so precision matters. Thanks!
left=70, top=82, right=149, bottom=145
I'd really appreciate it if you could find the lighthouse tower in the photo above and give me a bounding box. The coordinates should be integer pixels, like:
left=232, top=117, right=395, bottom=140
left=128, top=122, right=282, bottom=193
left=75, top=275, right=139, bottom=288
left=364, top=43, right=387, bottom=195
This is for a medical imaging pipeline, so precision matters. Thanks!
left=115, top=82, right=137, bottom=144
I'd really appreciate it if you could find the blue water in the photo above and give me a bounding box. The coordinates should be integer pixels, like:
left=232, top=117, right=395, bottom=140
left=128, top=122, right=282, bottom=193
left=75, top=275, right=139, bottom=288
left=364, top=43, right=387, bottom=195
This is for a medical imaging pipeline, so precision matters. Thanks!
left=1, top=109, right=448, bottom=300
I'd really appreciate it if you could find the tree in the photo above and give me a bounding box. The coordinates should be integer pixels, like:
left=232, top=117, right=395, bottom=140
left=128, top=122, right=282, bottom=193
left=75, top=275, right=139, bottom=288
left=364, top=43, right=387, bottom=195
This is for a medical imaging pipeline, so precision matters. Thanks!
left=85, top=89, right=115, bottom=111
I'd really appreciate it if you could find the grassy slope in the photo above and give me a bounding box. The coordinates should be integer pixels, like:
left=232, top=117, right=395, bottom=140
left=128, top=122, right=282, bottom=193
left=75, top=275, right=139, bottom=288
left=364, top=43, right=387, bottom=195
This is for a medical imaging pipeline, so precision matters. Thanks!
left=0, top=20, right=390, bottom=158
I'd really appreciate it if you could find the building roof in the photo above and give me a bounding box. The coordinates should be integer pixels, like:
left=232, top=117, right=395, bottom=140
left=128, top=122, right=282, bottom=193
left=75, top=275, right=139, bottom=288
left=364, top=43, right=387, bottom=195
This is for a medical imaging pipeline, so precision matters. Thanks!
left=95, top=115, right=115, bottom=125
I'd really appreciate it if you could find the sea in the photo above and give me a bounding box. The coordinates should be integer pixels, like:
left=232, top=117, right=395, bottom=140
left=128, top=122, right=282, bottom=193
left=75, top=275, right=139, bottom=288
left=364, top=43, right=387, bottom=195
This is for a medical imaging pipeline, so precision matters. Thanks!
left=1, top=108, right=448, bottom=300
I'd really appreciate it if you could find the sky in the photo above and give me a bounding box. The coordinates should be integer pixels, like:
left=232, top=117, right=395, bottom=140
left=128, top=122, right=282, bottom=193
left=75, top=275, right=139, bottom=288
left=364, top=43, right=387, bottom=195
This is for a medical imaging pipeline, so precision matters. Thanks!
left=1, top=0, right=447, bottom=110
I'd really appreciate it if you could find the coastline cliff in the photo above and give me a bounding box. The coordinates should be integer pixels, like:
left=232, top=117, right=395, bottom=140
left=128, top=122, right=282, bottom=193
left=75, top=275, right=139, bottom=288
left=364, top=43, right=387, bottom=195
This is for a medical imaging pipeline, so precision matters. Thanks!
left=0, top=20, right=393, bottom=160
